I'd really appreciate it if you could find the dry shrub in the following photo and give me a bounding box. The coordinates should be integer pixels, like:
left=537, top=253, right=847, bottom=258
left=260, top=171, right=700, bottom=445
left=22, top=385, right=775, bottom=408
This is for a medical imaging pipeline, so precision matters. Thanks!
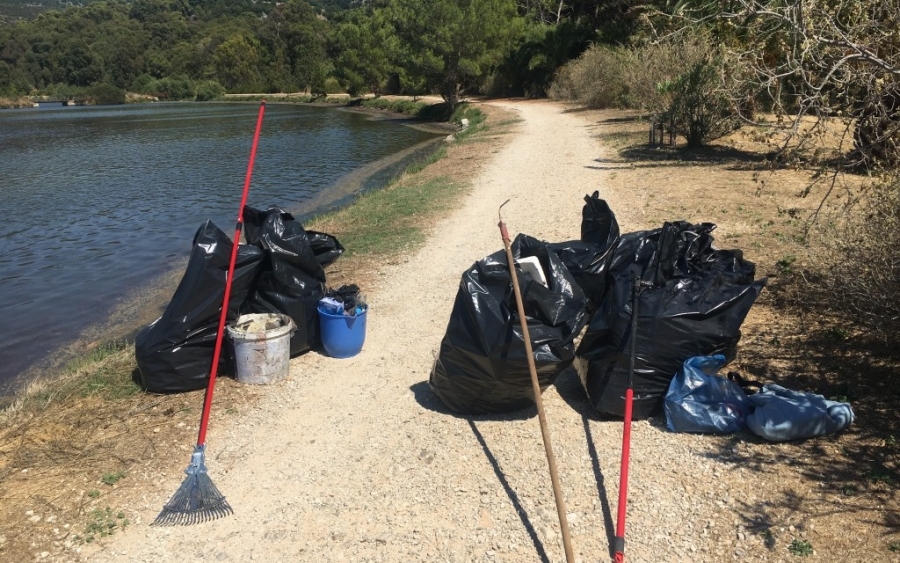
left=548, top=44, right=629, bottom=108
left=813, top=175, right=900, bottom=336
left=549, top=36, right=717, bottom=113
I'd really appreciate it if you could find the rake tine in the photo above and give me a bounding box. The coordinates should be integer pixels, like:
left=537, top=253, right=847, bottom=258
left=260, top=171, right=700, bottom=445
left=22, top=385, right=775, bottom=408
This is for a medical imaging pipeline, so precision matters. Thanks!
left=153, top=446, right=233, bottom=526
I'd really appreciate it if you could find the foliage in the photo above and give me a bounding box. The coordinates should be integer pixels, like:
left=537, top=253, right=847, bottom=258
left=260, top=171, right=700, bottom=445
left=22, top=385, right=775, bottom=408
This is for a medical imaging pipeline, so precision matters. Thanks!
left=358, top=96, right=426, bottom=116
left=143, top=75, right=195, bottom=100
left=548, top=44, right=630, bottom=108
left=549, top=37, right=714, bottom=112
left=659, top=0, right=900, bottom=167
left=262, top=0, right=330, bottom=93
left=101, top=471, right=125, bottom=486
left=73, top=507, right=128, bottom=544
left=194, top=79, right=225, bottom=101
left=814, top=174, right=900, bottom=336
left=489, top=20, right=593, bottom=98
left=660, top=58, right=741, bottom=148
left=0, top=0, right=566, bottom=103
left=329, top=5, right=398, bottom=97
left=389, top=0, right=525, bottom=108
left=787, top=538, right=813, bottom=556
left=85, top=82, right=126, bottom=104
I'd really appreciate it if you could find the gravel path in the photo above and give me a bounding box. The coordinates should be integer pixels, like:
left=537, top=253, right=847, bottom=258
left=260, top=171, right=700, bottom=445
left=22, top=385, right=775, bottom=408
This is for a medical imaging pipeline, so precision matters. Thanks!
left=84, top=100, right=768, bottom=563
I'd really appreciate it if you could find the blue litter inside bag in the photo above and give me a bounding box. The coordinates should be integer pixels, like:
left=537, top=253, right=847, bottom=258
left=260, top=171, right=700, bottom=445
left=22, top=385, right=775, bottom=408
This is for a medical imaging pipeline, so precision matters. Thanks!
left=664, top=355, right=750, bottom=434
left=746, top=385, right=854, bottom=441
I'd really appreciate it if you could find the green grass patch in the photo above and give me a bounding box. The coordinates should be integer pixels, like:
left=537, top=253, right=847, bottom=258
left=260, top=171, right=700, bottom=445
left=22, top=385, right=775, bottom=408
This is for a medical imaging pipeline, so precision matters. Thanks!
left=788, top=538, right=813, bottom=556
left=17, top=342, right=140, bottom=412
left=74, top=507, right=128, bottom=543
left=406, top=146, right=447, bottom=174
left=102, top=470, right=125, bottom=486
left=315, top=176, right=466, bottom=258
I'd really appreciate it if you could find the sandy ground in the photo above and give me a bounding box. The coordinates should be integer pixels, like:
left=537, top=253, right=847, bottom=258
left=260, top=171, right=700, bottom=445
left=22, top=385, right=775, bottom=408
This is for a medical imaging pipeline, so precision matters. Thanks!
left=71, top=100, right=890, bottom=563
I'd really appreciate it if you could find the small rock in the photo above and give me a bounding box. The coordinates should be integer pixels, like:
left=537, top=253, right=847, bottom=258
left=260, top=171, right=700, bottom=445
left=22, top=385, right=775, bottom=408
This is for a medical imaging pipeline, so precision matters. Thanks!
left=737, top=532, right=745, bottom=541
left=543, top=526, right=557, bottom=542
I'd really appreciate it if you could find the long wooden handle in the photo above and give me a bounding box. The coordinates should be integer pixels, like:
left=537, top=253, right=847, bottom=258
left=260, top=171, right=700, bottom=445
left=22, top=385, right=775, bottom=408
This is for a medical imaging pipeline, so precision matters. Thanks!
left=498, top=205, right=575, bottom=563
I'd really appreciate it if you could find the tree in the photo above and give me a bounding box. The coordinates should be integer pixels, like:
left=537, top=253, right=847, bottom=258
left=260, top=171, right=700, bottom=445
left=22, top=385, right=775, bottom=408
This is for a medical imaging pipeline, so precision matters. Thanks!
left=390, top=0, right=525, bottom=108
left=493, top=20, right=593, bottom=97
left=264, top=0, right=330, bottom=93
left=662, top=0, right=900, bottom=167
left=213, top=33, right=263, bottom=90
left=330, top=5, right=397, bottom=96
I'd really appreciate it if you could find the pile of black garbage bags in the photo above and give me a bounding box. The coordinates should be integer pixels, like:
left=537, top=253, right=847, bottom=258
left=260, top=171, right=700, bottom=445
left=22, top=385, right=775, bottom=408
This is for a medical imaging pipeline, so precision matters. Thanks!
left=429, top=192, right=767, bottom=418
left=135, top=206, right=344, bottom=393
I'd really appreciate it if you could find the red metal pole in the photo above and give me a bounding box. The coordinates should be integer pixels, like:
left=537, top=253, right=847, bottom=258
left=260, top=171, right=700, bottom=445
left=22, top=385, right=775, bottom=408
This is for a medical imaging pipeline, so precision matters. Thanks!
left=197, top=101, right=266, bottom=447
left=614, top=276, right=641, bottom=563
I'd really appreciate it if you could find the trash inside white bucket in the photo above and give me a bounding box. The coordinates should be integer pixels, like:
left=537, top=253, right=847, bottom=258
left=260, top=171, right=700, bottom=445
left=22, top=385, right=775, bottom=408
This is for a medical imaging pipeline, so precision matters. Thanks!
left=227, top=313, right=295, bottom=385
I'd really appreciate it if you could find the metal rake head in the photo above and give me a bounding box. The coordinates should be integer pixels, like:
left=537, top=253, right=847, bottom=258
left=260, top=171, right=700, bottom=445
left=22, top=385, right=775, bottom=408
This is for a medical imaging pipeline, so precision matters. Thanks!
left=153, top=446, right=233, bottom=526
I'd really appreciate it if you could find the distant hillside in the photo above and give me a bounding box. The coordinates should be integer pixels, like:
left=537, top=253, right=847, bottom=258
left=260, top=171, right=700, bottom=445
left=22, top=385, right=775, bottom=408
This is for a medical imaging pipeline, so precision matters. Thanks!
left=0, top=0, right=77, bottom=22
left=0, top=0, right=354, bottom=22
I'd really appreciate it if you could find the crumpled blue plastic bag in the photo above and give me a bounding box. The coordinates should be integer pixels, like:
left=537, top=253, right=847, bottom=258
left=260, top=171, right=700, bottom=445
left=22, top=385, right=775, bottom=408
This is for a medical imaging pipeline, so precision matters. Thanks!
left=664, top=355, right=750, bottom=434
left=746, top=384, right=854, bottom=441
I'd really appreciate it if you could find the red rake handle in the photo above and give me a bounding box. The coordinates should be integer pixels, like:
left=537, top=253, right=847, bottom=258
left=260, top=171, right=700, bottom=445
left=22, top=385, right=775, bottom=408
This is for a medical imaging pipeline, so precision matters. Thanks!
left=614, top=277, right=642, bottom=563
left=197, top=101, right=266, bottom=447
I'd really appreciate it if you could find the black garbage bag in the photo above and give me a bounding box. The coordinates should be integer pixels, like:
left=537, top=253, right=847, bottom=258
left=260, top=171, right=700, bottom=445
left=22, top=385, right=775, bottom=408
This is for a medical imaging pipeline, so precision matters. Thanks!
left=135, top=221, right=265, bottom=393
left=241, top=206, right=327, bottom=356
left=577, top=221, right=766, bottom=419
left=429, top=234, right=589, bottom=414
left=307, top=230, right=345, bottom=267
left=547, top=192, right=620, bottom=309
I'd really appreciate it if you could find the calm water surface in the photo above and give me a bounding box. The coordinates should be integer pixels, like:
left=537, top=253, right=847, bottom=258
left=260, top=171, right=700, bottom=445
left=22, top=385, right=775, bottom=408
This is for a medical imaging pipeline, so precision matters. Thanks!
left=0, top=102, right=442, bottom=394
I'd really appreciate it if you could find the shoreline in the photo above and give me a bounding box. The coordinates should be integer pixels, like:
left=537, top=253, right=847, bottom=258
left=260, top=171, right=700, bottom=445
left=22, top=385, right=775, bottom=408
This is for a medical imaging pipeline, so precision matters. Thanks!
left=0, top=97, right=454, bottom=403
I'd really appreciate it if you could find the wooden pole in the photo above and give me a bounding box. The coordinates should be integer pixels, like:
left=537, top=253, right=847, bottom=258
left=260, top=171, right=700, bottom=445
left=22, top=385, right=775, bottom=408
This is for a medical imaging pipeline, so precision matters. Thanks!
left=497, top=200, right=575, bottom=563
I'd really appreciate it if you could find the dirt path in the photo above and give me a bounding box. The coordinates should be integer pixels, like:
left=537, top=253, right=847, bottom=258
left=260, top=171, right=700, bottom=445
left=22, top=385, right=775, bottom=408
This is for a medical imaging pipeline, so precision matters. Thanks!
left=82, top=100, right=769, bottom=563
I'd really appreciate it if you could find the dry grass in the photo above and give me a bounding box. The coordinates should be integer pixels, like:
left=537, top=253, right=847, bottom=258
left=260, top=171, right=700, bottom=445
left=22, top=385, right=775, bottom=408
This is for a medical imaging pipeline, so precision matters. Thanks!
left=0, top=96, right=34, bottom=109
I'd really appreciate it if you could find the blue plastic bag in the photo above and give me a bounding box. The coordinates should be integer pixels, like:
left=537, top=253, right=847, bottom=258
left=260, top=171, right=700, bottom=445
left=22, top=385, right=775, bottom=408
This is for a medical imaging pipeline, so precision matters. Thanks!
left=664, top=355, right=750, bottom=433
left=746, top=384, right=854, bottom=441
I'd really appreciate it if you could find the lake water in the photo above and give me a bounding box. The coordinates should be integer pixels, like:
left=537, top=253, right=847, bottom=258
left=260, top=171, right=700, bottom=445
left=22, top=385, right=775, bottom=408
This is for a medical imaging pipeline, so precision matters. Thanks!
left=0, top=102, right=443, bottom=396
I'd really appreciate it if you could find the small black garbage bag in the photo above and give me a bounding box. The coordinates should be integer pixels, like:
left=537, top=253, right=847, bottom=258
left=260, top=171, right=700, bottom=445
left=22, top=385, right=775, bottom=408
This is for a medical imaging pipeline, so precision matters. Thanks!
left=135, top=221, right=265, bottom=393
left=241, top=206, right=327, bottom=356
left=307, top=230, right=345, bottom=267
left=547, top=191, right=620, bottom=309
left=429, top=234, right=589, bottom=414
left=576, top=221, right=766, bottom=419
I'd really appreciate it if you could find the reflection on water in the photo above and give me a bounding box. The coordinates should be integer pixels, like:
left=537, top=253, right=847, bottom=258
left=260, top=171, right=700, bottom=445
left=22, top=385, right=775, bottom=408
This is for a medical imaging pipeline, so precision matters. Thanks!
left=0, top=102, right=441, bottom=395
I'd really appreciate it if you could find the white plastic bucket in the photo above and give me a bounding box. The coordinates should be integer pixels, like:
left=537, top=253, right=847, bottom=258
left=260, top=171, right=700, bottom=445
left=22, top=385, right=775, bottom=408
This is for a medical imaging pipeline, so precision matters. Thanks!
left=227, top=313, right=295, bottom=385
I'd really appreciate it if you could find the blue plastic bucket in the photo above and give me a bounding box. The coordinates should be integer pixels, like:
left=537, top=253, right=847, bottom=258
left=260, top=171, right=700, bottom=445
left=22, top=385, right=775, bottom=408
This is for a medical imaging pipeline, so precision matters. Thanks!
left=318, top=306, right=367, bottom=358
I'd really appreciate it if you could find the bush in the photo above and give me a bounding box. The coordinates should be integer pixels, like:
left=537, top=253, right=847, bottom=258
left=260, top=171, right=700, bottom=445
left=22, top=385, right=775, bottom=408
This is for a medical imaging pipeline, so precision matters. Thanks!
left=660, top=59, right=741, bottom=148
left=323, top=77, right=343, bottom=95
left=548, top=37, right=716, bottom=113
left=194, top=80, right=225, bottom=101
left=853, top=82, right=900, bottom=167
left=814, top=174, right=900, bottom=336
left=146, top=75, right=195, bottom=101
left=130, top=74, right=154, bottom=94
left=85, top=83, right=126, bottom=105
left=548, top=45, right=629, bottom=109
